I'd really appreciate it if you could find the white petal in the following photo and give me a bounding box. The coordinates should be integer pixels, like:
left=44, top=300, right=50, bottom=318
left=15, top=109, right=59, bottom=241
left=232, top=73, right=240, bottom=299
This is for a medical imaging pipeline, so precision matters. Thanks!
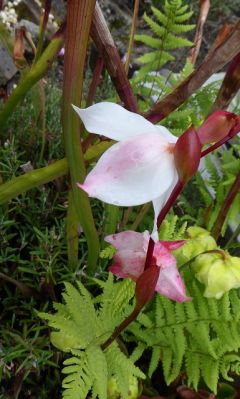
left=72, top=102, right=163, bottom=141
left=78, top=133, right=177, bottom=206
left=151, top=172, right=178, bottom=241
left=156, top=125, right=178, bottom=143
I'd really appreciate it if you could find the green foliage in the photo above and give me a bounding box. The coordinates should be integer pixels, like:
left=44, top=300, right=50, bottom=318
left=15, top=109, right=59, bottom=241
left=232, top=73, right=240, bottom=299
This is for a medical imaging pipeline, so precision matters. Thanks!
left=133, top=0, right=194, bottom=108
left=158, top=213, right=188, bottom=240
left=181, top=140, right=240, bottom=240
left=39, top=276, right=145, bottom=399
left=127, top=280, right=240, bottom=393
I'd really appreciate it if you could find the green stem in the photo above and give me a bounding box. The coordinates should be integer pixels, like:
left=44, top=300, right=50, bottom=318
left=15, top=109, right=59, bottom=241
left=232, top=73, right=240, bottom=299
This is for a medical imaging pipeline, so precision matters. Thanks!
left=62, top=0, right=99, bottom=273
left=34, top=0, right=52, bottom=63
left=0, top=159, right=67, bottom=205
left=103, top=204, right=120, bottom=242
left=131, top=203, right=151, bottom=231
left=0, top=142, right=111, bottom=205
left=0, top=24, right=65, bottom=129
left=66, top=191, right=79, bottom=270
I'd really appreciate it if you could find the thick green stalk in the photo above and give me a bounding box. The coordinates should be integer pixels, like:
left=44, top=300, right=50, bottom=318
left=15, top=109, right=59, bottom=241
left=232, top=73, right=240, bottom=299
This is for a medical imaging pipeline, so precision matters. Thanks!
left=0, top=159, right=68, bottom=205
left=62, top=0, right=99, bottom=273
left=66, top=191, right=79, bottom=270
left=0, top=24, right=65, bottom=129
left=103, top=204, right=120, bottom=239
left=0, top=141, right=113, bottom=205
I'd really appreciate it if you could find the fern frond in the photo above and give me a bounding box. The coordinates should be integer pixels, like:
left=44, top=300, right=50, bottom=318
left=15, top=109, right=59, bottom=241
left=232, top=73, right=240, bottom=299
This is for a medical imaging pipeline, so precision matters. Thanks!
left=40, top=276, right=142, bottom=399
left=128, top=281, right=240, bottom=393
left=132, top=0, right=194, bottom=107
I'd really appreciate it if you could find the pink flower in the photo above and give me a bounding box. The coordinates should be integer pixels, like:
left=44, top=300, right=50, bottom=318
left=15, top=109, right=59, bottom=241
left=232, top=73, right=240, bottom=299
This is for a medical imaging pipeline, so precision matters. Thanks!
left=73, top=102, right=178, bottom=239
left=105, top=230, right=190, bottom=302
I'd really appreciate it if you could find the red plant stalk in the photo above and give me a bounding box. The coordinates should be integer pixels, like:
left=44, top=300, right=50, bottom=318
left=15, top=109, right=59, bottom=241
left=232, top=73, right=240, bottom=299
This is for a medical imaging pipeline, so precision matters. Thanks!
left=102, top=266, right=160, bottom=350
left=91, top=2, right=138, bottom=113
left=211, top=173, right=240, bottom=240
left=144, top=181, right=184, bottom=271
left=146, top=22, right=240, bottom=123
left=86, top=56, right=104, bottom=107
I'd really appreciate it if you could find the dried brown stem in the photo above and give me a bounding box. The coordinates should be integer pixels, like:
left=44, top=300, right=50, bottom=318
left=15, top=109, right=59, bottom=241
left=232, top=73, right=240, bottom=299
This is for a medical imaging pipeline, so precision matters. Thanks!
left=188, top=0, right=210, bottom=65
left=0, top=272, right=41, bottom=300
left=125, top=0, right=140, bottom=74
left=91, top=2, right=138, bottom=112
left=211, top=52, right=240, bottom=112
left=146, top=22, right=240, bottom=123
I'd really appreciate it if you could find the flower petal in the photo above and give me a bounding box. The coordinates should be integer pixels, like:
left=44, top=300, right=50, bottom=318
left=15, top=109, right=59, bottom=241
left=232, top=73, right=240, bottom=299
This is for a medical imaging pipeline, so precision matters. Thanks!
left=155, top=265, right=191, bottom=302
left=161, top=240, right=185, bottom=251
left=156, top=125, right=178, bottom=143
left=72, top=102, right=159, bottom=141
left=109, top=250, right=145, bottom=280
left=78, top=133, right=176, bottom=206
left=153, top=242, right=179, bottom=268
left=105, top=231, right=144, bottom=251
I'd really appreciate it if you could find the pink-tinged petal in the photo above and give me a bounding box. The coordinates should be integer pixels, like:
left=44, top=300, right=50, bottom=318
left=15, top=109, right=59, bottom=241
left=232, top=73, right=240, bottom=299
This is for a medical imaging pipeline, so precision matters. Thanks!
left=78, top=133, right=176, bottom=206
left=105, top=231, right=144, bottom=252
left=155, top=265, right=191, bottom=302
left=156, top=125, right=178, bottom=143
left=109, top=250, right=145, bottom=280
left=151, top=172, right=178, bottom=240
left=161, top=240, right=185, bottom=251
left=72, top=102, right=159, bottom=141
left=153, top=242, right=177, bottom=268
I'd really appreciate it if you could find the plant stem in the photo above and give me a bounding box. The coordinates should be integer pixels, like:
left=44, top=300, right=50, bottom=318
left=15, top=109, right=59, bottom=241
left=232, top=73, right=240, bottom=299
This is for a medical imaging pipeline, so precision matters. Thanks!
left=131, top=203, right=151, bottom=230
left=144, top=181, right=184, bottom=270
left=0, top=159, right=68, bottom=205
left=145, top=21, right=240, bottom=123
left=125, top=0, right=140, bottom=74
left=102, top=306, right=140, bottom=351
left=0, top=23, right=65, bottom=129
left=188, top=0, right=210, bottom=65
left=0, top=142, right=111, bottom=204
left=91, top=2, right=138, bottom=112
left=86, top=56, right=104, bottom=107
left=226, top=223, right=240, bottom=248
left=34, top=0, right=52, bottom=63
left=211, top=173, right=240, bottom=240
left=62, top=0, right=99, bottom=273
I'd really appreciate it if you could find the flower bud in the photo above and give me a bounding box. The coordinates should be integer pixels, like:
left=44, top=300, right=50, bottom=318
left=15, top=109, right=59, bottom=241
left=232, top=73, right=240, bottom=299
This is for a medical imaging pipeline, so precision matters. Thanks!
left=135, top=265, right=159, bottom=309
left=173, top=227, right=217, bottom=267
left=197, top=110, right=237, bottom=145
left=50, top=331, right=81, bottom=352
left=13, top=27, right=27, bottom=69
left=107, top=376, right=139, bottom=399
left=174, top=127, right=201, bottom=184
left=192, top=251, right=240, bottom=299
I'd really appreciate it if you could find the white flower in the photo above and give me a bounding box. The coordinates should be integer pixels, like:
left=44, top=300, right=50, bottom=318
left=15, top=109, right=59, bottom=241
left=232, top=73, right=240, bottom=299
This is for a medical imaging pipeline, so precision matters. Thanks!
left=73, top=102, right=178, bottom=239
